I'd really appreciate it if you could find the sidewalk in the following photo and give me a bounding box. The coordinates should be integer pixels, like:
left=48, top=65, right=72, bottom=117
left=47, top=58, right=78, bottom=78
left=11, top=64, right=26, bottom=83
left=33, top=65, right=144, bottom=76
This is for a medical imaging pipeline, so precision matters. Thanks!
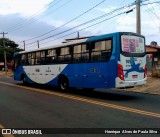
left=0, top=71, right=13, bottom=78
left=125, top=77, right=160, bottom=95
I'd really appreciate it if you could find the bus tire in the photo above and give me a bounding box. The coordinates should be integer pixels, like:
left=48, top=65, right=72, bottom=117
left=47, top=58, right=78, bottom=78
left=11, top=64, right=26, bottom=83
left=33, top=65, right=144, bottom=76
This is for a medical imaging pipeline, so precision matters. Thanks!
left=58, top=75, right=69, bottom=91
left=22, top=75, right=28, bottom=85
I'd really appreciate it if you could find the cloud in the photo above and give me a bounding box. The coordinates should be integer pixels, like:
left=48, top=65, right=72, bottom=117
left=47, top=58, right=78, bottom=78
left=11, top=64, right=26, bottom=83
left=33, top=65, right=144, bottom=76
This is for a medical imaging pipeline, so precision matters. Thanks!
left=116, top=15, right=135, bottom=26
left=0, top=0, right=159, bottom=48
left=45, top=19, right=66, bottom=28
left=0, top=0, right=53, bottom=17
left=145, top=33, right=160, bottom=45
left=0, top=14, right=73, bottom=49
left=112, top=14, right=136, bottom=33
left=97, top=6, right=117, bottom=13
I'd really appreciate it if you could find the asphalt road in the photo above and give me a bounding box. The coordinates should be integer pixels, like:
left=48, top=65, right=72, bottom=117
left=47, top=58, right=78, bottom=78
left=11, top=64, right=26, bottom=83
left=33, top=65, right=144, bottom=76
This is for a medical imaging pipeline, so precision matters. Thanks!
left=0, top=78, right=160, bottom=137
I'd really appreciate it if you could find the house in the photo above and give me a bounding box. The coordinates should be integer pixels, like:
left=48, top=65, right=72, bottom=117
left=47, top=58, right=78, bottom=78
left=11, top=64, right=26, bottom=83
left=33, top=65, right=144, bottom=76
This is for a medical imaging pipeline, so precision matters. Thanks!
left=146, top=45, right=160, bottom=77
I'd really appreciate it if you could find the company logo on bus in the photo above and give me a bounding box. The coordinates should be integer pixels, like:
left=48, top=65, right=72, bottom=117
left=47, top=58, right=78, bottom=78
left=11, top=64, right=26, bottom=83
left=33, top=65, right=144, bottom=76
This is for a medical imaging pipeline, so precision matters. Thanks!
left=124, top=57, right=144, bottom=78
left=90, top=68, right=100, bottom=73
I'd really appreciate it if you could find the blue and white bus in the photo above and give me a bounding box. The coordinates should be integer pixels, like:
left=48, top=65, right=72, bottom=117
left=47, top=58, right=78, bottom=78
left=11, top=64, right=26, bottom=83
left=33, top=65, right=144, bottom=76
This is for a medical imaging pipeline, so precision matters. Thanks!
left=14, top=32, right=147, bottom=90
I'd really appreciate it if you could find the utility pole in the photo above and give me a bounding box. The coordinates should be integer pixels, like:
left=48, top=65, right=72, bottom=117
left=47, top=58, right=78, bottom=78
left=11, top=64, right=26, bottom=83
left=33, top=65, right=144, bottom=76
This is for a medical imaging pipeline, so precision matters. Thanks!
left=0, top=32, right=8, bottom=73
left=23, top=41, right=25, bottom=51
left=159, top=22, right=160, bottom=33
left=136, top=0, right=141, bottom=34
left=77, top=32, right=80, bottom=38
left=37, top=40, right=39, bottom=48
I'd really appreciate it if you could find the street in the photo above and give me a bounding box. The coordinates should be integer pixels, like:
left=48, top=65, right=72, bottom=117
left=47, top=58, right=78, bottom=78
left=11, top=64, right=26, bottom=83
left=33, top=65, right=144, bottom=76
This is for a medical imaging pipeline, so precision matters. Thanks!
left=0, top=77, right=160, bottom=137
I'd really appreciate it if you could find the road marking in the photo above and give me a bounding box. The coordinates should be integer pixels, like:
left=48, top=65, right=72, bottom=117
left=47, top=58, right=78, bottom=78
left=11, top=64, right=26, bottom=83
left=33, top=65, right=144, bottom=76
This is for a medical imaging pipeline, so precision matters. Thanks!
left=0, top=81, right=160, bottom=118
left=0, top=124, right=14, bottom=137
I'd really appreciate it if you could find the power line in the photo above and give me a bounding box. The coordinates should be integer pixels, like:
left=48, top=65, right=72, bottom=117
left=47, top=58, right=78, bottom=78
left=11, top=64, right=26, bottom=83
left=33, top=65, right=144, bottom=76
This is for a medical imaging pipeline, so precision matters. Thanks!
left=150, top=3, right=160, bottom=20
left=23, top=0, right=108, bottom=43
left=20, top=0, right=160, bottom=48
left=41, top=12, right=126, bottom=45
left=24, top=0, right=142, bottom=46
left=26, top=11, right=127, bottom=49
left=26, top=3, right=137, bottom=46
left=20, top=0, right=139, bottom=47
left=142, top=1, right=160, bottom=27
left=141, top=0, right=160, bottom=6
left=25, top=8, right=125, bottom=46
left=81, top=0, right=126, bottom=35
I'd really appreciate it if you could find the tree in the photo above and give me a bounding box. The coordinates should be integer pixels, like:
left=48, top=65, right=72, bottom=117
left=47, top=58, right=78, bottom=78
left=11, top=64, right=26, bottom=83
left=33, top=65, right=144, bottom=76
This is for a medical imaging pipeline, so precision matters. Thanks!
left=0, top=38, right=23, bottom=62
left=0, top=38, right=18, bottom=49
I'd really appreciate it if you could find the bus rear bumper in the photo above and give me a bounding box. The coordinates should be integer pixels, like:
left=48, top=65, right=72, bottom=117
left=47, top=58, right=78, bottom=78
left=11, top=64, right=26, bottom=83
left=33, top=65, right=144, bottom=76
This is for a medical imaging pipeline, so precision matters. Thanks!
left=115, top=77, right=147, bottom=88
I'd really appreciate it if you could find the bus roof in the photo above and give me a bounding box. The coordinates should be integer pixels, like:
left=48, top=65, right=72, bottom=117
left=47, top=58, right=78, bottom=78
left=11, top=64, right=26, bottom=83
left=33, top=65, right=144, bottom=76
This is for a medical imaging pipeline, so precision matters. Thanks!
left=15, top=38, right=89, bottom=55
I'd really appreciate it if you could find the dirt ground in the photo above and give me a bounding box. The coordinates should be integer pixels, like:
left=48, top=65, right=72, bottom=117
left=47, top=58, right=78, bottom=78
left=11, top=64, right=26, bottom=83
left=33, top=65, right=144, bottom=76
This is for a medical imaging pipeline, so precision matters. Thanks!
left=0, top=71, right=159, bottom=95
left=124, top=77, right=160, bottom=95
left=0, top=71, right=13, bottom=78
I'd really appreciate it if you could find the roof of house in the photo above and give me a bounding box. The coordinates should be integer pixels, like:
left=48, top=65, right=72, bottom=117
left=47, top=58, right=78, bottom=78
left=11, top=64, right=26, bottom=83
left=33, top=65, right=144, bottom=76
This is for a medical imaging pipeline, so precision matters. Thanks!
left=146, top=45, right=160, bottom=53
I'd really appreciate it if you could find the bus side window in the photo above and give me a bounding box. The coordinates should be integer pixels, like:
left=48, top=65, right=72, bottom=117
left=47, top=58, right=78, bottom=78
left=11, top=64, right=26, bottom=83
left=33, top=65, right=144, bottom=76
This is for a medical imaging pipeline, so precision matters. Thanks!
left=28, top=53, right=32, bottom=65
left=91, top=40, right=112, bottom=62
left=35, top=52, right=41, bottom=65
left=58, top=47, right=71, bottom=63
left=73, top=45, right=81, bottom=62
left=81, top=53, right=89, bottom=62
left=27, top=53, right=35, bottom=65
left=46, top=49, right=57, bottom=64
left=40, top=51, right=45, bottom=65
left=31, top=53, right=35, bottom=65
left=20, top=54, right=27, bottom=65
left=73, top=44, right=89, bottom=62
left=91, top=51, right=101, bottom=61
left=81, top=44, right=89, bottom=62
left=103, top=40, right=112, bottom=61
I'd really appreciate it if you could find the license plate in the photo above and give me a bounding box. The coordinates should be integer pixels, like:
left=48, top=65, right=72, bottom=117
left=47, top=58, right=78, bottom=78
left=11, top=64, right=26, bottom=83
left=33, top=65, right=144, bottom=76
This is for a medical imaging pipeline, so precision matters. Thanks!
left=132, top=75, right=138, bottom=78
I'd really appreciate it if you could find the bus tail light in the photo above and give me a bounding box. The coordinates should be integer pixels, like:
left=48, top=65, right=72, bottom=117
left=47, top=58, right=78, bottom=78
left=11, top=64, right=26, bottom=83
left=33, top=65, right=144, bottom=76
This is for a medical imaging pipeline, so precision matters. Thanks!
left=144, top=65, right=147, bottom=78
left=118, top=64, right=124, bottom=80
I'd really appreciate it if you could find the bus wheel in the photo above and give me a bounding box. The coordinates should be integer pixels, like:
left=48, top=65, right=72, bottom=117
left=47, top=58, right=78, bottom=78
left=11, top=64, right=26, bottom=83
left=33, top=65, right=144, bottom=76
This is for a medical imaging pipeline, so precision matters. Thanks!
left=22, top=75, right=27, bottom=85
left=59, top=76, right=69, bottom=91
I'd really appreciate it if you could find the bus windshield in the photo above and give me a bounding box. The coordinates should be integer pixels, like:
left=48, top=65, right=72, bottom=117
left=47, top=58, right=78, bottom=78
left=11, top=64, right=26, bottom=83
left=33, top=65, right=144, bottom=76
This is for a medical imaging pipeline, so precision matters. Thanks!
left=121, top=35, right=145, bottom=54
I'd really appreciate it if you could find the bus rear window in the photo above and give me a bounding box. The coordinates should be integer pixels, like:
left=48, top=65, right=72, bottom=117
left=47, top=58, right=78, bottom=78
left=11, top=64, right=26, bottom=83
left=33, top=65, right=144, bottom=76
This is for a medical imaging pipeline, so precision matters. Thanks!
left=121, top=35, right=145, bottom=53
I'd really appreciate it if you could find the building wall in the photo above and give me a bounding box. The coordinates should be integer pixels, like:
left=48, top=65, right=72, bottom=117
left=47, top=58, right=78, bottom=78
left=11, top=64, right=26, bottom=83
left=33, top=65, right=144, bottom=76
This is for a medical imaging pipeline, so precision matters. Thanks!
left=152, top=55, right=160, bottom=77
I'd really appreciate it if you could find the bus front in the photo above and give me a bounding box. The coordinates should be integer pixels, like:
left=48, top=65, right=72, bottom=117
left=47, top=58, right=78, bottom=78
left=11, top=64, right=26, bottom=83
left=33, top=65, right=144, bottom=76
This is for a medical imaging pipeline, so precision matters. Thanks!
left=116, top=32, right=147, bottom=88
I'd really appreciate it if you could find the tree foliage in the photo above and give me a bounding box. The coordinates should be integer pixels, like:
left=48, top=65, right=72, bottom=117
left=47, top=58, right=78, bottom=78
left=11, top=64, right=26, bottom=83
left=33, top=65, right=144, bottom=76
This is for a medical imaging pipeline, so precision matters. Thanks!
left=0, top=38, right=18, bottom=48
left=0, top=38, right=23, bottom=62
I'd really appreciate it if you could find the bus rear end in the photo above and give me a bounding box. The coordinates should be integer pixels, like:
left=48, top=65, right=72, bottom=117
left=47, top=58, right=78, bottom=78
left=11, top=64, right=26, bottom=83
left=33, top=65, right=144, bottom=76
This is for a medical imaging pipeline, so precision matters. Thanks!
left=116, top=32, right=147, bottom=88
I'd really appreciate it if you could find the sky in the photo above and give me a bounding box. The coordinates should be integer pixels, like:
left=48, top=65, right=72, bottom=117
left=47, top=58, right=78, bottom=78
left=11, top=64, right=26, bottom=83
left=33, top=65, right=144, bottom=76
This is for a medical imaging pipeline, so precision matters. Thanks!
left=0, top=0, right=160, bottom=50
